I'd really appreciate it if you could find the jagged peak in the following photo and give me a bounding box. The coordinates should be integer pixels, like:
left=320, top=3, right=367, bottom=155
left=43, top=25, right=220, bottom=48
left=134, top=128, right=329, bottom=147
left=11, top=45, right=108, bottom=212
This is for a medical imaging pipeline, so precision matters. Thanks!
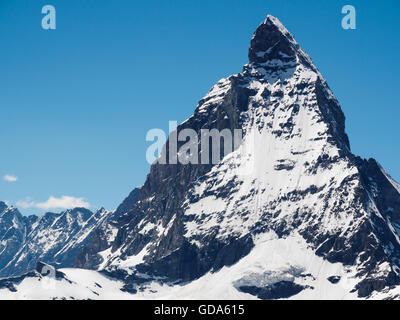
left=248, top=15, right=317, bottom=73
left=0, top=201, right=8, bottom=212
left=263, top=15, right=295, bottom=40
left=249, top=15, right=296, bottom=64
left=0, top=202, right=23, bottom=220
left=65, top=207, right=93, bottom=215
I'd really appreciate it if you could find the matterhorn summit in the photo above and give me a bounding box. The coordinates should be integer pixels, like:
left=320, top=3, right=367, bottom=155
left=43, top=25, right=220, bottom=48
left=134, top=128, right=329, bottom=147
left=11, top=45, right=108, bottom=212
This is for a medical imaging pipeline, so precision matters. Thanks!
left=75, top=15, right=400, bottom=299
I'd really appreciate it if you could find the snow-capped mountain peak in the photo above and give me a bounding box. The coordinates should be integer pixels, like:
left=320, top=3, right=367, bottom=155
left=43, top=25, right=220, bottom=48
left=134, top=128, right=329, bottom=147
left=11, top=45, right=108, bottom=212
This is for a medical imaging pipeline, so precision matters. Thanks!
left=76, top=15, right=399, bottom=298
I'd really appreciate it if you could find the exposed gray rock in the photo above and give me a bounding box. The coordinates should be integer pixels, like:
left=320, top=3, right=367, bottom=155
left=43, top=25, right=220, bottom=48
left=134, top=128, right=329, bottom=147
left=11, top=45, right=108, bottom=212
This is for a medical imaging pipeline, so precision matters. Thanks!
left=0, top=205, right=114, bottom=278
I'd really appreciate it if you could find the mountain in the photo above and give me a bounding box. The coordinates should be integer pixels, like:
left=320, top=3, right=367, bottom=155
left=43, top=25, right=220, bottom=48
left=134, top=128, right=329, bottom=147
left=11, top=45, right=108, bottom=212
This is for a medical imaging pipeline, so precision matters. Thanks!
left=0, top=202, right=36, bottom=273
left=0, top=203, right=115, bottom=278
left=72, top=15, right=400, bottom=299
left=0, top=15, right=399, bottom=299
left=74, top=187, right=141, bottom=269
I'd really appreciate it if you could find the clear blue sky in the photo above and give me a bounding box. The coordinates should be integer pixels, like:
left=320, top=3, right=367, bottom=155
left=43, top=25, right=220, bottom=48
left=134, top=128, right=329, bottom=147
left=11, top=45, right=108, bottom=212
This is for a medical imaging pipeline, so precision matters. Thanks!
left=1, top=0, right=399, bottom=215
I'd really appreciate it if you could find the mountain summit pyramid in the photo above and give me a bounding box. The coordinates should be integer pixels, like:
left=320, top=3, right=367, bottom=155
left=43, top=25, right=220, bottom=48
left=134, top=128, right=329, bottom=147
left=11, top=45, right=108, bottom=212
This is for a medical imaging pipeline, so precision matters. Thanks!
left=73, top=15, right=400, bottom=298
left=1, top=15, right=400, bottom=299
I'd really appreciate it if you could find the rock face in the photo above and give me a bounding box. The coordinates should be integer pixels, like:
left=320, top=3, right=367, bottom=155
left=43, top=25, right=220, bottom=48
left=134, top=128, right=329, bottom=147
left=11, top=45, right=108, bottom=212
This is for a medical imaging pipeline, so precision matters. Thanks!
left=0, top=202, right=36, bottom=274
left=74, top=188, right=141, bottom=269
left=0, top=203, right=114, bottom=278
left=74, top=15, right=400, bottom=298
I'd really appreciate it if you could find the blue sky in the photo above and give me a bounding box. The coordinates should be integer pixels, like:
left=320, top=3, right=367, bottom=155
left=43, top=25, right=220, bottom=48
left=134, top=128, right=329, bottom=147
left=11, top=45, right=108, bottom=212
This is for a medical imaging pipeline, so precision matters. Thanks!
left=1, top=0, right=399, bottom=215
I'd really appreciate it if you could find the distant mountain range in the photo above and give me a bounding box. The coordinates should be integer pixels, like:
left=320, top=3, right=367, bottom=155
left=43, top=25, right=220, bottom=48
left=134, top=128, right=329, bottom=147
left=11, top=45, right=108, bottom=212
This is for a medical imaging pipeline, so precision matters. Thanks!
left=0, top=188, right=140, bottom=278
left=0, top=202, right=107, bottom=277
left=1, top=15, right=400, bottom=300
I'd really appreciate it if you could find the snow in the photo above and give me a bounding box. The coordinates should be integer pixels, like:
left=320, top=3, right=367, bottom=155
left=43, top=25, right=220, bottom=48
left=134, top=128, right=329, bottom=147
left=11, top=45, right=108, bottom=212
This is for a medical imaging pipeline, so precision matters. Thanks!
left=184, top=60, right=361, bottom=242
left=197, top=78, right=231, bottom=113
left=136, top=232, right=359, bottom=300
left=0, top=232, right=361, bottom=300
left=118, top=244, right=150, bottom=270
left=1, top=207, right=113, bottom=276
left=0, top=269, right=132, bottom=300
